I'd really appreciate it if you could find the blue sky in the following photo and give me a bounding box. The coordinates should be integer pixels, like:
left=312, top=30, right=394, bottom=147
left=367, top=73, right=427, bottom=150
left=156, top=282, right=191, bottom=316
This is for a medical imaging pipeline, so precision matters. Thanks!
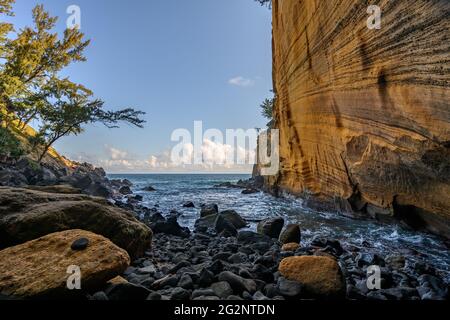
left=9, top=0, right=273, bottom=173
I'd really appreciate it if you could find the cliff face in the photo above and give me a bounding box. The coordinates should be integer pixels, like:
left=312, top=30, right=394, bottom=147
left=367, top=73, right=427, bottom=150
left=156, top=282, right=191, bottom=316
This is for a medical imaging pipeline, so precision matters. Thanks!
left=266, top=0, right=450, bottom=237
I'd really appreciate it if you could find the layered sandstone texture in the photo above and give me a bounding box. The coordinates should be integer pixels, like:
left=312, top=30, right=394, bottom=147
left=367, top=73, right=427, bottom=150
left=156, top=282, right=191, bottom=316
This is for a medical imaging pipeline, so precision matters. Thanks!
left=268, top=0, right=450, bottom=237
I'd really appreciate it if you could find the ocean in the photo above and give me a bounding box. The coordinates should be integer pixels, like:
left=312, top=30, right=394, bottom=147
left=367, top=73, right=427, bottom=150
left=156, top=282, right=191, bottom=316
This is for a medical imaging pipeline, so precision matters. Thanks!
left=109, top=173, right=450, bottom=283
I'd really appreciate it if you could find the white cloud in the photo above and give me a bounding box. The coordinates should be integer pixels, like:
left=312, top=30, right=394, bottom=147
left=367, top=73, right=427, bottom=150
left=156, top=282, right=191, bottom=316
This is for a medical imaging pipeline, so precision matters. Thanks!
left=107, top=146, right=129, bottom=160
left=70, top=140, right=256, bottom=174
left=228, top=76, right=255, bottom=87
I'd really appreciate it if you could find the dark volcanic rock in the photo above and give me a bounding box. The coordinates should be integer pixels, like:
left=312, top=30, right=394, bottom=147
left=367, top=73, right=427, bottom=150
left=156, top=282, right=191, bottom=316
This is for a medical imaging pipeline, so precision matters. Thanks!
left=183, top=201, right=195, bottom=208
left=218, top=271, right=257, bottom=294
left=257, top=217, right=284, bottom=239
left=71, top=237, right=89, bottom=251
left=200, top=204, right=219, bottom=217
left=106, top=283, right=151, bottom=301
left=151, top=216, right=190, bottom=238
left=119, top=186, right=133, bottom=195
left=279, top=224, right=301, bottom=244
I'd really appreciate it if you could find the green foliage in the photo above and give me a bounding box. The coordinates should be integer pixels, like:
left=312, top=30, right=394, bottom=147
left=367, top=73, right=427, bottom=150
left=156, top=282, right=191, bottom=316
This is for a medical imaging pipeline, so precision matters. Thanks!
left=254, top=0, right=272, bottom=8
left=0, top=126, right=23, bottom=157
left=0, top=0, right=146, bottom=162
left=260, top=96, right=275, bottom=129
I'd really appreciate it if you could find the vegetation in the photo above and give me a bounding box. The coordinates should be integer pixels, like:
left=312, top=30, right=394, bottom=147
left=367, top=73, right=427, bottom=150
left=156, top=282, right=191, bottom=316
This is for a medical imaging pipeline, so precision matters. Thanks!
left=0, top=126, right=23, bottom=157
left=260, top=94, right=275, bottom=129
left=0, top=0, right=145, bottom=162
left=254, top=0, right=272, bottom=8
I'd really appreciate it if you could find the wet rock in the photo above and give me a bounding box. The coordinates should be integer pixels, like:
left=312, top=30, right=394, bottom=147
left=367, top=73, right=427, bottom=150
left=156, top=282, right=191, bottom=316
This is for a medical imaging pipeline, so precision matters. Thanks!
left=416, top=274, right=448, bottom=300
left=242, top=188, right=258, bottom=195
left=279, top=224, right=301, bottom=244
left=278, top=256, right=345, bottom=297
left=237, top=231, right=273, bottom=246
left=311, top=237, right=344, bottom=256
left=355, top=253, right=385, bottom=267
left=211, top=281, right=233, bottom=298
left=221, top=210, right=247, bottom=229
left=142, top=186, right=156, bottom=192
left=215, top=214, right=237, bottom=237
left=218, top=271, right=257, bottom=294
left=257, top=217, right=285, bottom=239
left=151, top=216, right=190, bottom=238
left=385, top=255, right=406, bottom=270
left=183, top=201, right=195, bottom=208
left=227, top=295, right=244, bottom=300
left=250, top=264, right=274, bottom=283
left=200, top=204, right=219, bottom=217
left=119, top=186, right=133, bottom=195
left=277, top=277, right=302, bottom=297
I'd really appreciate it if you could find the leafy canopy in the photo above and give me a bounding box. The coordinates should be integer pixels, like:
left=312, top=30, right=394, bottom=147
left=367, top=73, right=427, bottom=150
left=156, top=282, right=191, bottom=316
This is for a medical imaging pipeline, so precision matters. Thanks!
left=0, top=1, right=146, bottom=162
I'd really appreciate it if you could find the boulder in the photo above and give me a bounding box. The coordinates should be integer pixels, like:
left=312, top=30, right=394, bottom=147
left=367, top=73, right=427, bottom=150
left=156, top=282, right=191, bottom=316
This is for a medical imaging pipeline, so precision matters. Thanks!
left=241, top=188, right=258, bottom=195
left=221, top=210, right=247, bottom=229
left=279, top=224, right=301, bottom=244
left=214, top=215, right=237, bottom=237
left=119, top=186, right=133, bottom=195
left=142, top=186, right=156, bottom=192
left=200, top=204, right=219, bottom=217
left=0, top=230, right=130, bottom=299
left=0, top=187, right=152, bottom=259
left=183, top=201, right=195, bottom=208
left=194, top=211, right=247, bottom=232
left=257, top=217, right=284, bottom=239
left=278, top=256, right=345, bottom=297
left=218, top=271, right=257, bottom=294
left=237, top=231, right=273, bottom=245
left=150, top=215, right=190, bottom=238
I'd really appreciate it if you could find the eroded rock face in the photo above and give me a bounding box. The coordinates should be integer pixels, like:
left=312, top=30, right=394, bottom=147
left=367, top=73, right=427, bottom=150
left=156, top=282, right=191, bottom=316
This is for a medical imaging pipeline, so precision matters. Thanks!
left=278, top=256, right=345, bottom=297
left=0, top=229, right=130, bottom=299
left=0, top=187, right=152, bottom=258
left=262, top=0, right=450, bottom=238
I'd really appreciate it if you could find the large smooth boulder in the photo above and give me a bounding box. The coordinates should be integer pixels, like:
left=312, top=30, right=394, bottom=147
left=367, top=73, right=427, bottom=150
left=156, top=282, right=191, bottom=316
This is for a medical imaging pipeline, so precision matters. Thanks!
left=0, top=187, right=152, bottom=259
left=0, top=229, right=130, bottom=299
left=278, top=256, right=345, bottom=297
left=279, top=224, right=301, bottom=244
left=257, top=217, right=284, bottom=239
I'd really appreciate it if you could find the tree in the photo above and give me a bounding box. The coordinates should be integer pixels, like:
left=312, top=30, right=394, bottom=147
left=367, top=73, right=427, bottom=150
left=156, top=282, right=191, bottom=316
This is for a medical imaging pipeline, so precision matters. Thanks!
left=260, top=96, right=275, bottom=129
left=0, top=1, right=146, bottom=162
left=35, top=78, right=145, bottom=162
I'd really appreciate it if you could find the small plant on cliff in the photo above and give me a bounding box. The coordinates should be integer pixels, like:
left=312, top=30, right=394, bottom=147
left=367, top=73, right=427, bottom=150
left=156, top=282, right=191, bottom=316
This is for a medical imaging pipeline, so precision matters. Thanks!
left=0, top=1, right=146, bottom=162
left=254, top=0, right=272, bottom=8
left=260, top=95, right=275, bottom=129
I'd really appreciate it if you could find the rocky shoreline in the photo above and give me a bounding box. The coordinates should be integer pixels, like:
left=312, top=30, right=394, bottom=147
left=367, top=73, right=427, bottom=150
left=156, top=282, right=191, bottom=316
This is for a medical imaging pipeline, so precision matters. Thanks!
left=0, top=157, right=448, bottom=300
